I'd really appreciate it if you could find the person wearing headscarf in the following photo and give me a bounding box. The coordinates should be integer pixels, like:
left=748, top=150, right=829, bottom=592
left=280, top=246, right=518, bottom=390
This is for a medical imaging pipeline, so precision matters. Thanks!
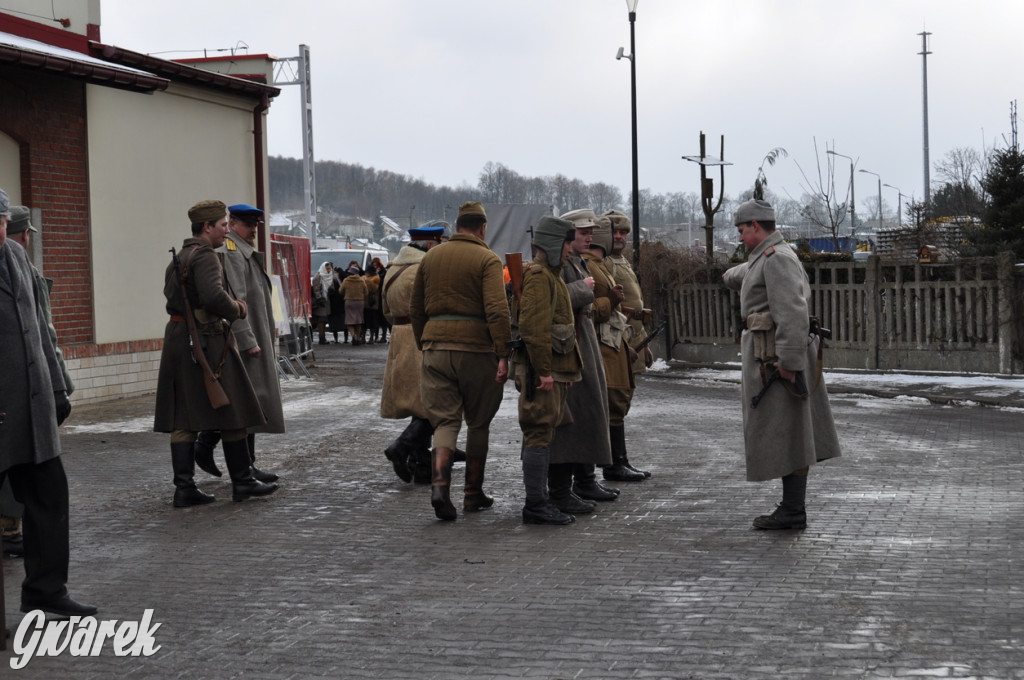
left=340, top=263, right=368, bottom=345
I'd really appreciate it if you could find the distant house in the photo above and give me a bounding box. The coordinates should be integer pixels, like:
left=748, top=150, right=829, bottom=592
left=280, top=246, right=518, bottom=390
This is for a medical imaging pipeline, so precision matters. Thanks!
left=0, top=1, right=280, bottom=404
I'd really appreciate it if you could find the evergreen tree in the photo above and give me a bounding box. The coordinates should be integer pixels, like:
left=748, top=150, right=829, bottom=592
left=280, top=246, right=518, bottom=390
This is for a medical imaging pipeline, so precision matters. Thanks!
left=967, top=146, right=1024, bottom=258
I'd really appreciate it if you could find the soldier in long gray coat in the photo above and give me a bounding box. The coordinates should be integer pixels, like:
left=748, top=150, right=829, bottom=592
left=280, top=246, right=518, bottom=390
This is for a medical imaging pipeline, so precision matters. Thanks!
left=722, top=199, right=841, bottom=530
left=193, top=204, right=284, bottom=484
left=0, top=188, right=96, bottom=618
left=547, top=209, right=617, bottom=515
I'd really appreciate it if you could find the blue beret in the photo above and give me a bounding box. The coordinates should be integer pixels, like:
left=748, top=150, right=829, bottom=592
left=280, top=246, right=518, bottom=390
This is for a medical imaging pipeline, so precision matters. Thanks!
left=409, top=226, right=445, bottom=240
left=228, top=203, right=264, bottom=220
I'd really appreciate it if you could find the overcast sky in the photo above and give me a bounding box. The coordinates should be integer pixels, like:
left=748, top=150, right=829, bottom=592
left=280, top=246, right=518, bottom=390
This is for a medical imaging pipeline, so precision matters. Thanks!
left=100, top=0, right=1024, bottom=214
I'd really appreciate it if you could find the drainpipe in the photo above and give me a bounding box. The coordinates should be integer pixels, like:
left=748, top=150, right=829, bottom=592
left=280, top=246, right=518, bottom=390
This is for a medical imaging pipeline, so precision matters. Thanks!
left=253, top=92, right=270, bottom=255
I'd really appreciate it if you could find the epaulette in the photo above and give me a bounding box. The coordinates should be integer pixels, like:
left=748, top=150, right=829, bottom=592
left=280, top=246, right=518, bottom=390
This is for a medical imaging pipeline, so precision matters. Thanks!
left=763, top=245, right=776, bottom=257
left=225, top=239, right=237, bottom=251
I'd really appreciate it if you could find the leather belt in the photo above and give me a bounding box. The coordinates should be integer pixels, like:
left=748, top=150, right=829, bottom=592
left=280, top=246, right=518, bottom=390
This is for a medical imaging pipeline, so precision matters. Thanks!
left=391, top=316, right=411, bottom=325
left=169, top=315, right=186, bottom=323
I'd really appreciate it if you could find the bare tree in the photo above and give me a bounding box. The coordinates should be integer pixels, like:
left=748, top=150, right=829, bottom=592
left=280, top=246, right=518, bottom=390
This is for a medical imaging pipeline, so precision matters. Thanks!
left=754, top=147, right=788, bottom=200
left=795, top=139, right=849, bottom=251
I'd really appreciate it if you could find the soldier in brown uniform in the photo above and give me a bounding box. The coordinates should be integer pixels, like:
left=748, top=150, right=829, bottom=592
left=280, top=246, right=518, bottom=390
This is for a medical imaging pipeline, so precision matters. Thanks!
left=410, top=202, right=512, bottom=521
left=584, top=216, right=647, bottom=483
left=603, top=210, right=653, bottom=479
left=154, top=200, right=278, bottom=507
left=510, top=216, right=581, bottom=525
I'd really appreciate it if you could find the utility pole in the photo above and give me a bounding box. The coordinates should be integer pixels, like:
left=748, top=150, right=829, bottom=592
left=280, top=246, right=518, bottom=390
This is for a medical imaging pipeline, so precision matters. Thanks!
left=275, top=45, right=318, bottom=247
left=919, top=31, right=932, bottom=205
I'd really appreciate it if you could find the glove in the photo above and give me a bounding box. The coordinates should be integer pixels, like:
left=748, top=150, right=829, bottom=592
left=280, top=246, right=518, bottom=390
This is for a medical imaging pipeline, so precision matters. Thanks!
left=54, top=391, right=72, bottom=426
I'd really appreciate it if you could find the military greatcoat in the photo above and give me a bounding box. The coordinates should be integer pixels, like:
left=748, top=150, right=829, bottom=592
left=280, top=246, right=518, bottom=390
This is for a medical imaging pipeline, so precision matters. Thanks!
left=722, top=230, right=841, bottom=481
left=583, top=251, right=634, bottom=424
left=154, top=237, right=266, bottom=434
left=610, top=253, right=649, bottom=375
left=219, top=231, right=285, bottom=433
left=547, top=253, right=612, bottom=466
left=0, top=241, right=66, bottom=472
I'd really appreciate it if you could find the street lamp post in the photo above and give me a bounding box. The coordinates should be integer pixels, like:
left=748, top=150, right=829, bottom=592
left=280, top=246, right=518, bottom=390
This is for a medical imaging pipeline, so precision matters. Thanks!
left=623, top=0, right=640, bottom=269
left=826, top=149, right=856, bottom=235
left=883, top=183, right=903, bottom=228
left=859, top=169, right=883, bottom=230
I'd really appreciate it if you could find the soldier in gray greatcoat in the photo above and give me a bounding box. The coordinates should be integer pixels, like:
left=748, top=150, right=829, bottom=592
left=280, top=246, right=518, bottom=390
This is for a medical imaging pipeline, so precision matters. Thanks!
left=547, top=209, right=618, bottom=515
left=722, top=199, right=841, bottom=530
left=193, top=204, right=284, bottom=484
left=154, top=200, right=277, bottom=507
left=0, top=188, right=96, bottom=618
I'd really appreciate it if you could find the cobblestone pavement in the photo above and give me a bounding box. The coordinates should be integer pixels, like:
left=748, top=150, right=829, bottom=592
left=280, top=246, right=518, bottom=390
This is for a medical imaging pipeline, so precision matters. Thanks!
left=3, top=341, right=1023, bottom=679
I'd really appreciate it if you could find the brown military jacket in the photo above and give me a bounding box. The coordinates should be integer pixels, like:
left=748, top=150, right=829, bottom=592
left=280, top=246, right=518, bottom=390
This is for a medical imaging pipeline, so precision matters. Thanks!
left=511, top=253, right=581, bottom=381
left=582, top=251, right=634, bottom=391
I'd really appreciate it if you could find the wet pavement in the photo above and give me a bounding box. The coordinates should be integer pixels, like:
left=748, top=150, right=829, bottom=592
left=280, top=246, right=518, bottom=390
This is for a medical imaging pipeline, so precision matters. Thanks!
left=3, top=340, right=1022, bottom=679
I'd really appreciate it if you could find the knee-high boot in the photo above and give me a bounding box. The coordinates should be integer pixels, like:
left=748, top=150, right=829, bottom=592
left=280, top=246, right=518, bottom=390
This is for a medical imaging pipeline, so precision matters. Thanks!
left=430, top=447, right=457, bottom=521
left=753, top=471, right=808, bottom=530
left=572, top=463, right=618, bottom=501
left=603, top=425, right=646, bottom=482
left=463, top=455, right=494, bottom=512
left=193, top=431, right=223, bottom=478
left=548, top=463, right=594, bottom=514
left=224, top=438, right=279, bottom=502
left=172, top=442, right=215, bottom=507
left=409, top=417, right=435, bottom=484
left=521, top=447, right=574, bottom=525
left=247, top=433, right=278, bottom=483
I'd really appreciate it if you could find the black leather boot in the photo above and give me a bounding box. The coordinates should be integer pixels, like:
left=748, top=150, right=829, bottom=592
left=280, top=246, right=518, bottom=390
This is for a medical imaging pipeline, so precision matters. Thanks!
left=224, top=438, right=278, bottom=502
left=754, top=473, right=808, bottom=530
left=463, top=455, right=494, bottom=512
left=193, top=431, right=223, bottom=477
left=521, top=447, right=574, bottom=525
left=384, top=424, right=416, bottom=483
left=248, top=433, right=279, bottom=483
left=572, top=463, right=619, bottom=501
left=548, top=463, right=595, bottom=514
left=172, top=442, right=215, bottom=507
left=406, top=417, right=435, bottom=483
left=431, top=447, right=457, bottom=521
left=603, top=425, right=646, bottom=482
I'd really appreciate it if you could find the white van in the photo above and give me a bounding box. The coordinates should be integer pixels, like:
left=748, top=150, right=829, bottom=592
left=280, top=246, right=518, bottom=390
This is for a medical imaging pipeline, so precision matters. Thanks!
left=310, top=248, right=389, bottom=274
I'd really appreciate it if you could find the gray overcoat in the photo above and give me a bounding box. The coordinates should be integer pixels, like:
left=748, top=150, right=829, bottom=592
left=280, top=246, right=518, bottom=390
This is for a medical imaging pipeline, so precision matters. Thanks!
left=722, top=231, right=841, bottom=481
left=219, top=232, right=285, bottom=434
left=548, top=254, right=613, bottom=466
left=0, top=241, right=66, bottom=473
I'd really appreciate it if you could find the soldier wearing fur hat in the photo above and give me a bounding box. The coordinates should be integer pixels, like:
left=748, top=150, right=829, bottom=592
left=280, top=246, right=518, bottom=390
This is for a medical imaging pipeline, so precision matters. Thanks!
left=585, top=214, right=650, bottom=482
left=722, top=199, right=841, bottom=529
left=154, top=200, right=278, bottom=508
left=0, top=189, right=97, bottom=618
left=410, top=201, right=512, bottom=521
left=193, top=204, right=283, bottom=485
left=510, top=215, right=581, bottom=525
left=546, top=209, right=618, bottom=515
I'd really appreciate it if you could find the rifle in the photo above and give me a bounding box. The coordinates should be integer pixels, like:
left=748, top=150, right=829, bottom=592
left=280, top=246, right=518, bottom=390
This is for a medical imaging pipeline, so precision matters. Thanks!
left=620, top=305, right=652, bottom=323
left=170, top=247, right=231, bottom=409
left=505, top=252, right=535, bottom=401
left=633, top=319, right=667, bottom=353
left=750, top=365, right=808, bottom=409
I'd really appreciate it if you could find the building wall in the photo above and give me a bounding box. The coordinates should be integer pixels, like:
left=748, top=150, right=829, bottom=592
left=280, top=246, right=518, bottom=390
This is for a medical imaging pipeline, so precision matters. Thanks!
left=87, top=82, right=262, bottom=346
left=1, top=0, right=99, bottom=37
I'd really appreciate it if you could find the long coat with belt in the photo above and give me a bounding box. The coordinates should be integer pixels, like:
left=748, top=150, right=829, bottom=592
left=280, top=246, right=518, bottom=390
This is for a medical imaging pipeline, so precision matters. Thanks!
left=153, top=238, right=266, bottom=434
left=0, top=241, right=66, bottom=472
left=722, top=230, right=841, bottom=481
left=219, top=231, right=285, bottom=433
left=379, top=245, right=428, bottom=419
left=547, top=253, right=613, bottom=466
left=582, top=251, right=634, bottom=393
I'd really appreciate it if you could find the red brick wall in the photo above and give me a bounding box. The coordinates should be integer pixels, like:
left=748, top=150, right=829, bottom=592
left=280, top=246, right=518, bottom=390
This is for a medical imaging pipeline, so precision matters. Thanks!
left=0, top=68, right=94, bottom=346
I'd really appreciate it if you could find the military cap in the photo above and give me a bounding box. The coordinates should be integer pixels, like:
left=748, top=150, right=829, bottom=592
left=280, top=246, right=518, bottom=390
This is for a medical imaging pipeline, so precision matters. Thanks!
left=457, top=201, right=487, bottom=220
left=734, top=199, right=776, bottom=226
left=0, top=188, right=9, bottom=217
left=560, top=208, right=598, bottom=229
left=591, top=213, right=613, bottom=254
left=7, top=206, right=37, bottom=235
left=188, top=200, right=227, bottom=224
left=604, top=209, right=632, bottom=233
left=228, top=203, right=265, bottom=222
left=533, top=215, right=574, bottom=268
left=409, top=225, right=445, bottom=241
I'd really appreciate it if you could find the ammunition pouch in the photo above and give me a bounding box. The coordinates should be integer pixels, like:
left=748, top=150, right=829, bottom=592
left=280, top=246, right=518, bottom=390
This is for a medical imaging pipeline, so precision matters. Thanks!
left=551, top=323, right=576, bottom=355
left=746, top=311, right=776, bottom=363
left=599, top=310, right=630, bottom=350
